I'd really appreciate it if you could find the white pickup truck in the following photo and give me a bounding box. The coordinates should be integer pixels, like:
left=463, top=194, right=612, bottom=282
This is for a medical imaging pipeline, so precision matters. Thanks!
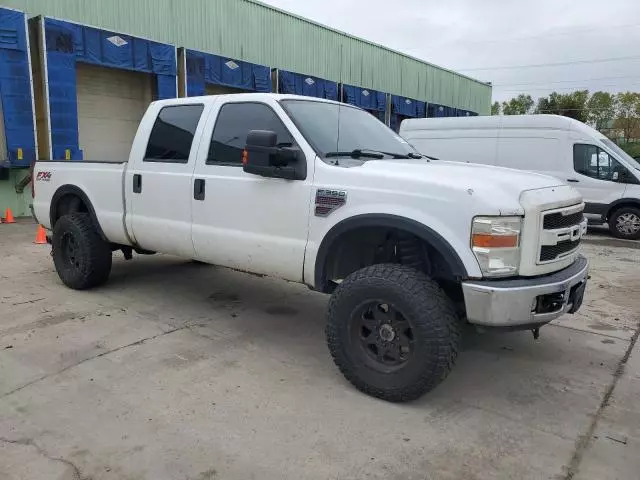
left=33, top=93, right=589, bottom=402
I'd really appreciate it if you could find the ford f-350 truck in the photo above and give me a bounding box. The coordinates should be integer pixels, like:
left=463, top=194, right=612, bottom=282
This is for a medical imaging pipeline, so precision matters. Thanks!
left=32, top=94, right=589, bottom=402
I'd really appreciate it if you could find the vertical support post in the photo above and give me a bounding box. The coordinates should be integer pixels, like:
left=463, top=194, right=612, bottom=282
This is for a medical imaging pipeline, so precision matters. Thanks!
left=177, top=47, right=186, bottom=97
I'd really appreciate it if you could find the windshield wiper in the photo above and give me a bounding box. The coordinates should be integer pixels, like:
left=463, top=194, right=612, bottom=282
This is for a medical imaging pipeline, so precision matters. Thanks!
left=325, top=149, right=385, bottom=159
left=325, top=149, right=427, bottom=159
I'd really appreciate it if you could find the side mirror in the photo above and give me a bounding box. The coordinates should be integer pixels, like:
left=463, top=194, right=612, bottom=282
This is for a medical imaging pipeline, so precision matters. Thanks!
left=243, top=130, right=306, bottom=180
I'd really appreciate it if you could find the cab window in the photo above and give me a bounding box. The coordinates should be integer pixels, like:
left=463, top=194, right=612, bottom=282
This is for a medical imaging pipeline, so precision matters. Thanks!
left=207, top=102, right=295, bottom=166
left=573, top=144, right=626, bottom=182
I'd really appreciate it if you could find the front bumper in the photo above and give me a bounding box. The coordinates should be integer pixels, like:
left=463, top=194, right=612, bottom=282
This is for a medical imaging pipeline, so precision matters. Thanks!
left=462, top=255, right=589, bottom=327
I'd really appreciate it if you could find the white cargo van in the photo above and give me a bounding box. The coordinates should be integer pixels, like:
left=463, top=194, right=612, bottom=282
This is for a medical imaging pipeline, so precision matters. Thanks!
left=400, top=114, right=640, bottom=239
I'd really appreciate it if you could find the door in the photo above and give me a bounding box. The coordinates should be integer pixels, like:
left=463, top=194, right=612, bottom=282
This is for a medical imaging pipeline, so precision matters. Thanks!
left=571, top=143, right=626, bottom=217
left=76, top=63, right=153, bottom=161
left=128, top=103, right=206, bottom=257
left=191, top=100, right=314, bottom=282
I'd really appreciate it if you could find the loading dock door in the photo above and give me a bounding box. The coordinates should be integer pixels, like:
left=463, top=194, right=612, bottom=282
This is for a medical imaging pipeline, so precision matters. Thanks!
left=76, top=63, right=152, bottom=160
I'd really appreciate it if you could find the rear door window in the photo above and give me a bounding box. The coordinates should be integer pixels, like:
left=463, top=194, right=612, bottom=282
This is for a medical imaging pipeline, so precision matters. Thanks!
left=145, top=104, right=204, bottom=163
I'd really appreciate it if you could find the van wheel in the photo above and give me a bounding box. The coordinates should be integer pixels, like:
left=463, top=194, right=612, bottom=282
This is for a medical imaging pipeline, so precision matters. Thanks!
left=52, top=213, right=112, bottom=289
left=325, top=264, right=461, bottom=402
left=609, top=207, right=640, bottom=240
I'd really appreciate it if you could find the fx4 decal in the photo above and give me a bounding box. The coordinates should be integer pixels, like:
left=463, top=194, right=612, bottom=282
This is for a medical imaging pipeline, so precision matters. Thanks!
left=36, top=171, right=52, bottom=182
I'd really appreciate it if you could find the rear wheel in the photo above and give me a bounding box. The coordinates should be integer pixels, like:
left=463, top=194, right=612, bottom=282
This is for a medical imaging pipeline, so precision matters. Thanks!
left=609, top=207, right=640, bottom=240
left=326, top=264, right=461, bottom=402
left=52, top=213, right=112, bottom=290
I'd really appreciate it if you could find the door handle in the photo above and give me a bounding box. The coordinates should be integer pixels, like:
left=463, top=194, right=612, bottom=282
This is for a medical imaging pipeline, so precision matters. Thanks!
left=194, top=178, right=205, bottom=201
left=567, top=179, right=579, bottom=183
left=133, top=174, right=142, bottom=193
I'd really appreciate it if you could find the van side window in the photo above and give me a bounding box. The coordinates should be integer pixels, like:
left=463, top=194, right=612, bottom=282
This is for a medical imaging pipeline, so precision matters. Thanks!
left=145, top=105, right=205, bottom=163
left=573, top=144, right=624, bottom=182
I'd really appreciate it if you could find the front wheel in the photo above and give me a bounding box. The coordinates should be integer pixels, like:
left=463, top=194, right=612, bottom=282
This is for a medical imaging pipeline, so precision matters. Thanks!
left=52, top=213, right=112, bottom=290
left=609, top=207, right=640, bottom=240
left=326, top=264, right=461, bottom=402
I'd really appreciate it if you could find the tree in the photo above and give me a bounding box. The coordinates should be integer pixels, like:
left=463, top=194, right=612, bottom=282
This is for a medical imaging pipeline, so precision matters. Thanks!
left=616, top=92, right=640, bottom=143
left=535, top=90, right=589, bottom=123
left=491, top=101, right=501, bottom=115
left=501, top=94, right=534, bottom=115
left=586, top=92, right=616, bottom=131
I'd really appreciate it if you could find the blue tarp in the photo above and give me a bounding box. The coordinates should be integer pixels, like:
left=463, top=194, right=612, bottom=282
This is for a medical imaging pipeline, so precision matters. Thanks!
left=0, top=8, right=36, bottom=166
left=278, top=70, right=338, bottom=100
left=185, top=49, right=271, bottom=96
left=431, top=104, right=457, bottom=117
left=342, top=84, right=386, bottom=112
left=390, top=95, right=426, bottom=131
left=428, top=103, right=476, bottom=118
left=391, top=95, right=426, bottom=118
left=44, top=18, right=177, bottom=160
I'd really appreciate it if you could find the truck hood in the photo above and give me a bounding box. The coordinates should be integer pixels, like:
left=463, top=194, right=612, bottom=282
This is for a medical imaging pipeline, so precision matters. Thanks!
left=360, top=159, right=565, bottom=198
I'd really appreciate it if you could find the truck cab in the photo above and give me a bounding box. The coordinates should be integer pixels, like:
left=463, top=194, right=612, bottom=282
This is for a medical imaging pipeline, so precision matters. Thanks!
left=33, top=94, right=589, bottom=402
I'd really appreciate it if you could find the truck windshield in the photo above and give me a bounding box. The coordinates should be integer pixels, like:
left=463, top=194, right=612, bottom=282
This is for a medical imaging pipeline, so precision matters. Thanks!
left=601, top=138, right=640, bottom=171
left=280, top=99, right=419, bottom=161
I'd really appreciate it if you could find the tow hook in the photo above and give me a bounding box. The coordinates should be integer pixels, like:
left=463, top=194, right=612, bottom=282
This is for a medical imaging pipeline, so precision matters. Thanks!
left=532, top=328, right=540, bottom=340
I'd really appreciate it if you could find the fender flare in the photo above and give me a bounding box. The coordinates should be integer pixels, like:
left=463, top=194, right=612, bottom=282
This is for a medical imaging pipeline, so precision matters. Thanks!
left=313, top=214, right=468, bottom=291
left=49, top=184, right=107, bottom=241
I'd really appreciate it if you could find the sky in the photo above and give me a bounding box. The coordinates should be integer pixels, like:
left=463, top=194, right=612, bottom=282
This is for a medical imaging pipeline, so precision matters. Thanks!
left=259, top=0, right=640, bottom=104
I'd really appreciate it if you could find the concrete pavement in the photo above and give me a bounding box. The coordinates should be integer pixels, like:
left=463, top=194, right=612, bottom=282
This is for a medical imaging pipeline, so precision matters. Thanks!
left=1, top=221, right=639, bottom=480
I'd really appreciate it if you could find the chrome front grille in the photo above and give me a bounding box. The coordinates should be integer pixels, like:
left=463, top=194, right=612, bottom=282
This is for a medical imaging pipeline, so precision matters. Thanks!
left=538, top=204, right=586, bottom=263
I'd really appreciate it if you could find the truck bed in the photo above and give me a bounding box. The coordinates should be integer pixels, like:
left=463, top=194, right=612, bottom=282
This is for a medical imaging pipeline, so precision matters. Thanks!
left=32, top=161, right=130, bottom=245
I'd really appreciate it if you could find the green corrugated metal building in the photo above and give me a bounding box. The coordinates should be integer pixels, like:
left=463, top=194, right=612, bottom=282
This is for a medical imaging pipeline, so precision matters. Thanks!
left=3, top=0, right=491, bottom=111
left=0, top=0, right=491, bottom=217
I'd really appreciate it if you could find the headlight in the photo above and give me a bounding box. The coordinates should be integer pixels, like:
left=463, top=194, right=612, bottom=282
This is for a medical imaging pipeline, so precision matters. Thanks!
left=471, top=216, right=522, bottom=277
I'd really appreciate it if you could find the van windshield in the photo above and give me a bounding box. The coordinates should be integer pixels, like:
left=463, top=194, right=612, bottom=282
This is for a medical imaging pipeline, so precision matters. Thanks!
left=601, top=138, right=640, bottom=171
left=280, top=99, right=419, bottom=161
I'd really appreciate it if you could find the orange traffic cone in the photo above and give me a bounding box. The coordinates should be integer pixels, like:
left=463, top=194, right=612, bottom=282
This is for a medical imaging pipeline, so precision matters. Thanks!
left=34, top=225, right=47, bottom=244
left=3, top=208, right=15, bottom=223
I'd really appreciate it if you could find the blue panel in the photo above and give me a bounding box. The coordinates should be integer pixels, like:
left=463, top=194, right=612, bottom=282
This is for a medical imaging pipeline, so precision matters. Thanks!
left=252, top=66, right=271, bottom=93
left=416, top=101, right=426, bottom=118
left=0, top=8, right=26, bottom=51
left=101, top=32, right=134, bottom=69
left=343, top=84, right=385, bottom=111
left=133, top=37, right=149, bottom=71
left=390, top=114, right=399, bottom=132
left=156, top=74, right=176, bottom=100
left=0, top=8, right=35, bottom=165
left=433, top=104, right=456, bottom=117
left=187, top=49, right=271, bottom=93
left=49, top=18, right=176, bottom=77
left=186, top=50, right=205, bottom=96
left=278, top=70, right=337, bottom=100
left=45, top=18, right=81, bottom=160
left=150, top=42, right=175, bottom=76
left=391, top=95, right=418, bottom=117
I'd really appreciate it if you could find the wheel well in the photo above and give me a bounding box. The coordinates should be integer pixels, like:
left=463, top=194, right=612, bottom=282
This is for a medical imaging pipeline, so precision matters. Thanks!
left=49, top=186, right=107, bottom=241
left=317, top=225, right=464, bottom=307
left=52, top=193, right=89, bottom=226
left=606, top=201, right=640, bottom=221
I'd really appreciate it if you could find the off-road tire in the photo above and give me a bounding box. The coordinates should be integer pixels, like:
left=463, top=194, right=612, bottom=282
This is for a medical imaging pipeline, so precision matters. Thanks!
left=326, top=264, right=461, bottom=402
left=608, top=206, right=640, bottom=240
left=52, top=213, right=112, bottom=290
